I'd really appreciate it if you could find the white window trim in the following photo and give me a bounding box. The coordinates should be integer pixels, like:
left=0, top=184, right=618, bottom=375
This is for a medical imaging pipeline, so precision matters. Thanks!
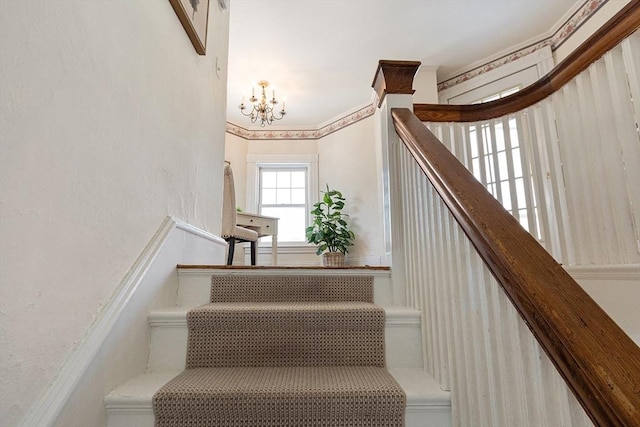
left=439, top=46, right=554, bottom=104
left=246, top=154, right=319, bottom=247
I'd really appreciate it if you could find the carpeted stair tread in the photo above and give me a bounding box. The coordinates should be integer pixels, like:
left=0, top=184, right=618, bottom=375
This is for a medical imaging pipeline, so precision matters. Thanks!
left=153, top=366, right=406, bottom=427
left=211, top=274, right=374, bottom=302
left=187, top=301, right=385, bottom=368
left=151, top=273, right=406, bottom=426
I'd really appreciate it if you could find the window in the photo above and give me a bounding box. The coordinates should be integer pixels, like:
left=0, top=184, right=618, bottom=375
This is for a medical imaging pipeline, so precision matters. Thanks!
left=475, top=86, right=520, bottom=104
left=436, top=48, right=553, bottom=240
left=259, top=167, right=307, bottom=242
left=246, top=154, right=319, bottom=246
left=466, top=88, right=541, bottom=238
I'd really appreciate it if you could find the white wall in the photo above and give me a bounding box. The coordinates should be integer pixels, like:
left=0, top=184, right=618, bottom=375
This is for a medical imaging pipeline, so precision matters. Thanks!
left=225, top=116, right=385, bottom=266
left=413, top=66, right=439, bottom=104
left=0, top=1, right=229, bottom=425
left=318, top=117, right=385, bottom=265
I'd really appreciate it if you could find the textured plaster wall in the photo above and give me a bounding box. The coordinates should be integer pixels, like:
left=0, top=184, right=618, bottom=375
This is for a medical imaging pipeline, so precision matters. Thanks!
left=0, top=1, right=229, bottom=424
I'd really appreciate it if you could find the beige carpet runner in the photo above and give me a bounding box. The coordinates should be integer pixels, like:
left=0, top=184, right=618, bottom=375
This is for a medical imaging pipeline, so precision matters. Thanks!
left=153, top=274, right=406, bottom=426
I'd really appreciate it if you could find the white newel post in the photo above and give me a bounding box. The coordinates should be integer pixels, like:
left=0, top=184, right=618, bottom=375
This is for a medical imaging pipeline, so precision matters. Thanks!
left=371, top=61, right=422, bottom=307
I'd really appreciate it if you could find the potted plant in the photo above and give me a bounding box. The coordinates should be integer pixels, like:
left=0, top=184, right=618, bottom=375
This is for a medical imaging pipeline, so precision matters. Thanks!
left=306, top=185, right=355, bottom=266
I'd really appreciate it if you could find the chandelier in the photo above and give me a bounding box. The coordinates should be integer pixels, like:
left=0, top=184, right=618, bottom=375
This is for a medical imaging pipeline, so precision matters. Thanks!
left=239, top=80, right=286, bottom=127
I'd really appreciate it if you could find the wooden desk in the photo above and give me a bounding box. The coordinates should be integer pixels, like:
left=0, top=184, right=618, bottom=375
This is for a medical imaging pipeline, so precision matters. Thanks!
left=236, top=212, right=279, bottom=265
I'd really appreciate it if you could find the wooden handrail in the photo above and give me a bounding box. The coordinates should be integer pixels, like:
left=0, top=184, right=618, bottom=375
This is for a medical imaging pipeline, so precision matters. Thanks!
left=414, top=0, right=640, bottom=122
left=391, top=107, right=640, bottom=426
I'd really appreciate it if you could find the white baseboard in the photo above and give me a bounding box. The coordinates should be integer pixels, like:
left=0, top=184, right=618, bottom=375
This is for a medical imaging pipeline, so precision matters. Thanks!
left=564, top=263, right=640, bottom=346
left=563, top=263, right=640, bottom=281
left=19, top=217, right=226, bottom=427
left=346, top=255, right=388, bottom=266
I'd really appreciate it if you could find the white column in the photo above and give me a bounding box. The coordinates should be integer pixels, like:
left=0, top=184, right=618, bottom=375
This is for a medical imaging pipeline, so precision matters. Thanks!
left=377, top=93, right=414, bottom=306
left=371, top=60, right=426, bottom=306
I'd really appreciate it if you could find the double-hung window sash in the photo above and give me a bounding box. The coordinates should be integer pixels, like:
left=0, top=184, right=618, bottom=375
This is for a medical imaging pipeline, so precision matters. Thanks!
left=259, top=167, right=307, bottom=243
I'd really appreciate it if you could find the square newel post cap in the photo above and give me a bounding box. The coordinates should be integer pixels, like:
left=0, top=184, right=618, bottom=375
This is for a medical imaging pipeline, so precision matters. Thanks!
left=372, top=60, right=422, bottom=107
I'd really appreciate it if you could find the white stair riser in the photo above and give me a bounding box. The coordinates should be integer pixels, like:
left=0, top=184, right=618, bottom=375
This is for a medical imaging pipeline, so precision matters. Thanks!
left=147, top=312, right=423, bottom=372
left=107, top=406, right=451, bottom=427
left=107, top=405, right=450, bottom=427
left=406, top=406, right=451, bottom=426
left=107, top=412, right=154, bottom=427
left=386, top=321, right=423, bottom=369
left=176, top=270, right=394, bottom=307
left=147, top=326, right=188, bottom=373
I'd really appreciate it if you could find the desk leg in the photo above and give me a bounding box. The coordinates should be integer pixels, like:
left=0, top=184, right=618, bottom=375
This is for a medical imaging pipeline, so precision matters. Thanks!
left=272, top=235, right=278, bottom=265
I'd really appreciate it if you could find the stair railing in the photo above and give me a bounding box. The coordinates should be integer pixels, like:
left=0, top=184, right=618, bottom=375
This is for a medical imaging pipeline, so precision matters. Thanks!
left=372, top=2, right=640, bottom=426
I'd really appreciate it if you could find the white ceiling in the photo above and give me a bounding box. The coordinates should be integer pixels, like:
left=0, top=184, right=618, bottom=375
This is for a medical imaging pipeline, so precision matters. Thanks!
left=226, top=0, right=580, bottom=130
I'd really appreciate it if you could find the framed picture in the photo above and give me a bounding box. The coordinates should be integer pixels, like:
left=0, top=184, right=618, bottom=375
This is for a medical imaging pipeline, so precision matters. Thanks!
left=169, top=0, right=210, bottom=55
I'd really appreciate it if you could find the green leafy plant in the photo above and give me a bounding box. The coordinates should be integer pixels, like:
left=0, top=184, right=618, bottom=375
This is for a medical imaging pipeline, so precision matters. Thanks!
left=306, top=185, right=355, bottom=255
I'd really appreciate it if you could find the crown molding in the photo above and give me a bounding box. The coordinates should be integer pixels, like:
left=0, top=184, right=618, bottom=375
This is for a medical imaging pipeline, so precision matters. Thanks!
left=438, top=0, right=606, bottom=91
left=227, top=0, right=606, bottom=139
left=226, top=103, right=376, bottom=141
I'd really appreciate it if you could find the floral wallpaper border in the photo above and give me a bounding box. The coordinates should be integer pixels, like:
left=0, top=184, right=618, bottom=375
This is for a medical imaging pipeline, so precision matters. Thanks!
left=226, top=103, right=377, bottom=141
left=438, top=0, right=606, bottom=91
left=228, top=0, right=605, bottom=140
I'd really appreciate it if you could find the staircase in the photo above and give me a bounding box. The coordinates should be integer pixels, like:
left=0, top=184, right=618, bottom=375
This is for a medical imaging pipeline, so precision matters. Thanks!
left=104, top=267, right=451, bottom=426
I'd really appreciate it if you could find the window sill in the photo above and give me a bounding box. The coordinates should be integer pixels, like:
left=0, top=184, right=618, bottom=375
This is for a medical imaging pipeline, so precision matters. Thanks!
left=242, top=243, right=318, bottom=254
